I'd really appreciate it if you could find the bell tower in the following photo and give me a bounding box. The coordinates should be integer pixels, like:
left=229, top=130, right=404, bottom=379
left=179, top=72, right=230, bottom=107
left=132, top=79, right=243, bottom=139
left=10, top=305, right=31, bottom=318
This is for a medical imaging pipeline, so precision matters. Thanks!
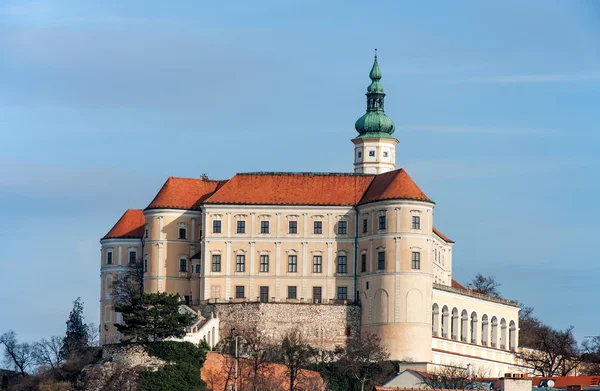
left=352, top=51, right=399, bottom=174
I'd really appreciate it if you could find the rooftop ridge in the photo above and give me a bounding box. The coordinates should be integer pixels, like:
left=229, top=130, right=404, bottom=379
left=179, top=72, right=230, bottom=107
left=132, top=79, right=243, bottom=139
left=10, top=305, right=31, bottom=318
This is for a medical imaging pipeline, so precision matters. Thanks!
left=238, top=171, right=375, bottom=176
left=166, top=175, right=225, bottom=182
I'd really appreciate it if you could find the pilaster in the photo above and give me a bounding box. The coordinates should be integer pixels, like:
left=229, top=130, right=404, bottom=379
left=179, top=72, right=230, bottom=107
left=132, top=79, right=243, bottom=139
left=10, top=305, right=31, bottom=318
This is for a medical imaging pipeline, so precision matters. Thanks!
left=225, top=241, right=231, bottom=299
left=249, top=241, right=255, bottom=299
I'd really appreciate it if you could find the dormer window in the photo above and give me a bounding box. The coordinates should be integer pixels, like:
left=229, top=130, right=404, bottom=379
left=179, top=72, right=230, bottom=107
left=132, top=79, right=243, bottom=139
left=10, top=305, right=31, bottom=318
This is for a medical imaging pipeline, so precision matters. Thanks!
left=178, top=223, right=187, bottom=239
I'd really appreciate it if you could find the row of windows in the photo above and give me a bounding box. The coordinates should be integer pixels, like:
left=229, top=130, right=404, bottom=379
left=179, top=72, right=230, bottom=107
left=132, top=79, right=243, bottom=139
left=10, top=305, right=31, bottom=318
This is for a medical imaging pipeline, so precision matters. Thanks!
left=215, top=220, right=349, bottom=235
left=208, top=252, right=421, bottom=273
left=146, top=214, right=423, bottom=241
left=232, top=285, right=348, bottom=302
left=105, top=250, right=137, bottom=265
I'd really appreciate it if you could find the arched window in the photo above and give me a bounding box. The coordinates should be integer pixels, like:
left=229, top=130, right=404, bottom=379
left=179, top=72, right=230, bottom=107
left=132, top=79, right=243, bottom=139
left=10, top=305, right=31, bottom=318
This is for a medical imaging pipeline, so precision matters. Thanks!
left=461, top=310, right=468, bottom=342
left=441, top=306, right=449, bottom=338
left=491, top=316, right=498, bottom=348
left=105, top=274, right=113, bottom=299
left=500, top=318, right=507, bottom=349
left=481, top=315, right=489, bottom=346
left=509, top=320, right=517, bottom=350
left=432, top=304, right=440, bottom=337
left=470, top=312, right=478, bottom=344
left=451, top=308, right=459, bottom=340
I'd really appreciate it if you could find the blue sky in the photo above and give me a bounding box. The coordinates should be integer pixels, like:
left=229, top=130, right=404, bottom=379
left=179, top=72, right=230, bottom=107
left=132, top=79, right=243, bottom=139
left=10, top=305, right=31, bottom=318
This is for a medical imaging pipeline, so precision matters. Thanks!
left=1, top=0, right=599, bottom=344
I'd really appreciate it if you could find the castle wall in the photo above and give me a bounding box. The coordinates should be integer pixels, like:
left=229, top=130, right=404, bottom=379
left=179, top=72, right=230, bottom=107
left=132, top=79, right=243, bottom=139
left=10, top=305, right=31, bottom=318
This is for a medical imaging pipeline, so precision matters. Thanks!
left=198, top=302, right=361, bottom=350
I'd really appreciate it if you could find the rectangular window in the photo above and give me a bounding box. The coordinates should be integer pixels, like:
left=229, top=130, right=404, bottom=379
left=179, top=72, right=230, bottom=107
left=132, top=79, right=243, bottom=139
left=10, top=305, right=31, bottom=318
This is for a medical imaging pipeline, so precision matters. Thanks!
left=337, top=255, right=347, bottom=274
left=412, top=216, right=421, bottom=230
left=179, top=258, right=187, bottom=272
left=338, top=287, right=348, bottom=300
left=288, top=255, right=297, bottom=273
left=211, top=285, right=221, bottom=299
left=212, top=255, right=221, bottom=272
left=313, top=287, right=322, bottom=304
left=237, top=220, right=246, bottom=234
left=287, top=286, right=297, bottom=299
left=236, top=255, right=245, bottom=272
left=178, top=227, right=187, bottom=239
left=260, top=220, right=270, bottom=234
left=129, top=251, right=136, bottom=265
left=212, top=220, right=221, bottom=233
left=378, top=215, right=386, bottom=230
left=313, top=256, right=322, bottom=273
left=259, top=286, right=269, bottom=303
left=144, top=259, right=148, bottom=273
left=363, top=219, right=368, bottom=233
left=195, top=264, right=201, bottom=274
left=338, top=221, right=347, bottom=235
left=144, top=226, right=148, bottom=239
left=235, top=286, right=245, bottom=299
left=313, top=221, right=323, bottom=234
left=288, top=220, right=298, bottom=234
left=106, top=251, right=113, bottom=265
left=260, top=255, right=269, bottom=272
left=377, top=251, right=385, bottom=270
left=412, top=252, right=421, bottom=270
left=361, top=253, right=367, bottom=273
left=104, top=306, right=112, bottom=323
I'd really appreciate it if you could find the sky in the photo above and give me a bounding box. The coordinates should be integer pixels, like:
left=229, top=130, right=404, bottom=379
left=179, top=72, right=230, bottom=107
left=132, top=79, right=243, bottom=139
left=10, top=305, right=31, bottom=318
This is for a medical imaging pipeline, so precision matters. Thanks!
left=1, top=0, right=599, bottom=345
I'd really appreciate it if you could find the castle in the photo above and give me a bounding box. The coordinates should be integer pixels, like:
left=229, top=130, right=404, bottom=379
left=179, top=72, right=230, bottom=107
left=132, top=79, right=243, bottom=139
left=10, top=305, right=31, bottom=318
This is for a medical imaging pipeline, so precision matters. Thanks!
left=99, top=55, right=522, bottom=376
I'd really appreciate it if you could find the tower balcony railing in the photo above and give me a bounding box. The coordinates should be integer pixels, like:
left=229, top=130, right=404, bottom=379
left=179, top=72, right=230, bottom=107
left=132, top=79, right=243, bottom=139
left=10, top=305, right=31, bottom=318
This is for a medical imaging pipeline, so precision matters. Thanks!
left=432, top=283, right=519, bottom=307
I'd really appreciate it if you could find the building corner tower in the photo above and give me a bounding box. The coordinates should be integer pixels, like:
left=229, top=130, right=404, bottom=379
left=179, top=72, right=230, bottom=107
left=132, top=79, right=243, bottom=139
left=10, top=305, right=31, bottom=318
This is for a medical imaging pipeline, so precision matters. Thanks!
left=353, top=52, right=399, bottom=174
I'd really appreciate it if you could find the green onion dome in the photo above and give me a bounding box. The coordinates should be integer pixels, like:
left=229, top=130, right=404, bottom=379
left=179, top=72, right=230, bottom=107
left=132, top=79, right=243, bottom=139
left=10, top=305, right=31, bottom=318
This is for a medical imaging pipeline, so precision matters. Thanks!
left=354, top=52, right=396, bottom=138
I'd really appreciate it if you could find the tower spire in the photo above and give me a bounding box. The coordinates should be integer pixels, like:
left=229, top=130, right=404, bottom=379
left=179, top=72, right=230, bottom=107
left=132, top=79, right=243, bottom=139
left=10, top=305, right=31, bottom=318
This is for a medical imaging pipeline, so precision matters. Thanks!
left=351, top=51, right=399, bottom=174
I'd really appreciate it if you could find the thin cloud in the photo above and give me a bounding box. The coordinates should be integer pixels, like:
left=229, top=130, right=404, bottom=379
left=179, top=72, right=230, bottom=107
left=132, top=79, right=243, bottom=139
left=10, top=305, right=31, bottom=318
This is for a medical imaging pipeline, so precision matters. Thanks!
left=461, top=71, right=600, bottom=84
left=405, top=125, right=561, bottom=135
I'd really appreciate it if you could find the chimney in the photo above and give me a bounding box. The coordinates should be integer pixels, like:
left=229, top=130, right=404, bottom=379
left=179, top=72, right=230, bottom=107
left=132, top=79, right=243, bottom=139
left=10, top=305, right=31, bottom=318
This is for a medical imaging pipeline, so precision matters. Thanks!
left=201, top=173, right=209, bottom=181
left=468, top=284, right=473, bottom=290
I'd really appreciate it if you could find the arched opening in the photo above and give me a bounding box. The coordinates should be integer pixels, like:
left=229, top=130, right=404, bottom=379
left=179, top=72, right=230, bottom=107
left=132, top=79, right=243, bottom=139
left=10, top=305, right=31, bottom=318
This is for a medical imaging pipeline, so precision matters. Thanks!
left=500, top=319, right=507, bottom=349
left=481, top=315, right=489, bottom=346
left=461, top=310, right=468, bottom=342
left=361, top=292, right=369, bottom=324
left=441, top=306, right=449, bottom=338
left=374, top=289, right=389, bottom=323
left=509, top=320, right=517, bottom=350
left=451, top=308, right=459, bottom=340
left=491, top=316, right=498, bottom=348
left=470, top=312, right=478, bottom=344
left=212, top=326, right=216, bottom=347
left=207, top=330, right=212, bottom=348
left=432, top=304, right=440, bottom=337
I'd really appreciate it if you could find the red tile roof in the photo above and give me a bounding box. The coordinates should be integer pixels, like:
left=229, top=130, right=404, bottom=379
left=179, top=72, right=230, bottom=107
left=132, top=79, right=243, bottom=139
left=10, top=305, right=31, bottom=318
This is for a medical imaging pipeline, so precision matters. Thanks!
left=146, top=177, right=228, bottom=210
left=433, top=226, right=454, bottom=243
left=359, top=169, right=432, bottom=205
left=532, top=377, right=600, bottom=388
left=205, top=172, right=375, bottom=206
left=451, top=279, right=467, bottom=290
left=102, top=209, right=145, bottom=240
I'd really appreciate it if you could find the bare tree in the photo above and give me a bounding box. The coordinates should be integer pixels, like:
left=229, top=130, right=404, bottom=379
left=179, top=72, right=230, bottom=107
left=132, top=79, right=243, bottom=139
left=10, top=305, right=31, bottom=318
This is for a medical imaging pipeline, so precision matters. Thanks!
left=277, top=329, right=315, bottom=391
left=515, top=325, right=580, bottom=376
left=420, top=364, right=489, bottom=390
left=86, top=323, right=100, bottom=347
left=582, top=336, right=600, bottom=375
left=32, top=336, right=63, bottom=371
left=336, top=332, right=391, bottom=391
left=470, top=274, right=501, bottom=297
left=238, top=327, right=275, bottom=391
left=112, top=256, right=145, bottom=307
left=0, top=331, right=35, bottom=376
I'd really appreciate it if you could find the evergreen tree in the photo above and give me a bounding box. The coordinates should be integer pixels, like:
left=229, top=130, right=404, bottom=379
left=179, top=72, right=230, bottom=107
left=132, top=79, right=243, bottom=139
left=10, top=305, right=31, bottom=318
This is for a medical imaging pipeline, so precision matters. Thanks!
left=61, top=297, right=89, bottom=358
left=115, top=293, right=195, bottom=343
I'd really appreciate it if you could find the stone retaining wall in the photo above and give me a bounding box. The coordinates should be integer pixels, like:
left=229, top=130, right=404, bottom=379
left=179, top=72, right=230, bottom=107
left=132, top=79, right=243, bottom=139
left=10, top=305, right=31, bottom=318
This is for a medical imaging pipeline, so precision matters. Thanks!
left=198, top=302, right=360, bottom=350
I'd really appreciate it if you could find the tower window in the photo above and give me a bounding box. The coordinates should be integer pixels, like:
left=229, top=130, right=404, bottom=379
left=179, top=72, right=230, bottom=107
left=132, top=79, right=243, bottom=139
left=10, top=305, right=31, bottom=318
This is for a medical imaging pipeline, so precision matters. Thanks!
left=195, top=264, right=201, bottom=274
left=363, top=219, right=368, bottom=233
left=144, top=258, right=148, bottom=273
left=358, top=151, right=362, bottom=158
left=361, top=253, right=367, bottom=272
left=106, top=250, right=113, bottom=265
left=378, top=215, right=386, bottom=230
left=383, top=151, right=388, bottom=157
left=377, top=251, right=386, bottom=270
left=369, top=151, right=375, bottom=157
left=412, top=216, right=421, bottom=230
left=129, top=250, right=136, bottom=264
left=178, top=225, right=187, bottom=239
left=412, top=252, right=421, bottom=270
